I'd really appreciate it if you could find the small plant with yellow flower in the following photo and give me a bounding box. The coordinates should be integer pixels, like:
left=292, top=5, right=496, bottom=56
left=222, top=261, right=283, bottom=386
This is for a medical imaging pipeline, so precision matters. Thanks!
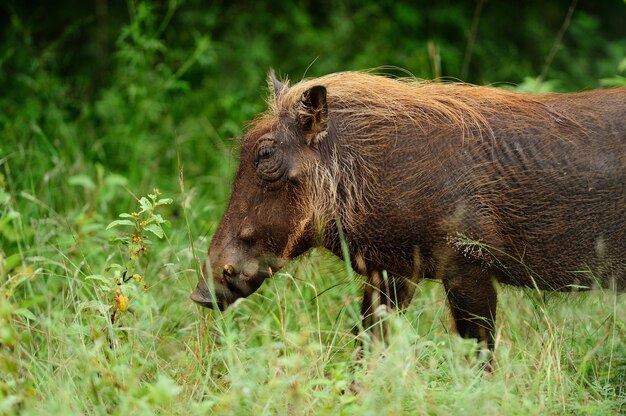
left=102, top=189, right=172, bottom=325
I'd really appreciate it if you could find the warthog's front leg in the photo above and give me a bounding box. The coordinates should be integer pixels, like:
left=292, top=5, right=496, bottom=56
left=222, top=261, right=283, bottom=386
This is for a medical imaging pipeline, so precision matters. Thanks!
left=443, top=262, right=497, bottom=370
left=356, top=271, right=416, bottom=345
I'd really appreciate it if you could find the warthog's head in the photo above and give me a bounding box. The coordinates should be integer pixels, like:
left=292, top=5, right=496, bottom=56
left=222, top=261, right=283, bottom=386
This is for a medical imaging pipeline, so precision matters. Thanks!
left=191, top=70, right=329, bottom=310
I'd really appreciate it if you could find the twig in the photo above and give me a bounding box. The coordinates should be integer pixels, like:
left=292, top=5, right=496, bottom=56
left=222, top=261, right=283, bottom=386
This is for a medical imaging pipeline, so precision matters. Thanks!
left=461, top=0, right=487, bottom=80
left=537, top=0, right=578, bottom=84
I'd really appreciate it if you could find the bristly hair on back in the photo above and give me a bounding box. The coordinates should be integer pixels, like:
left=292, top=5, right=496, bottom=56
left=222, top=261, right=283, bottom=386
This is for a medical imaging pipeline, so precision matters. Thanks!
left=269, top=71, right=584, bottom=146
left=253, top=71, right=589, bottom=247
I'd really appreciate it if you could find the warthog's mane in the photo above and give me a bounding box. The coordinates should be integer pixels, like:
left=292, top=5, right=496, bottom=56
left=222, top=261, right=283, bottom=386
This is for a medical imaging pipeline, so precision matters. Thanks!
left=251, top=71, right=590, bottom=251
left=270, top=71, right=584, bottom=144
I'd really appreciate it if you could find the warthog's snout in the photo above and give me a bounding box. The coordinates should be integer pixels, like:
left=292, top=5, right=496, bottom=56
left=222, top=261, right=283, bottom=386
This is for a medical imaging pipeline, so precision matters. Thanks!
left=191, top=261, right=269, bottom=311
left=189, top=271, right=227, bottom=310
left=190, top=284, right=221, bottom=310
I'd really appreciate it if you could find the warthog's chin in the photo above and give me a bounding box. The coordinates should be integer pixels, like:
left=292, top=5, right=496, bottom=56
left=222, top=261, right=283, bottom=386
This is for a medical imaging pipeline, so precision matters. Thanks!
left=190, top=271, right=269, bottom=311
left=190, top=286, right=227, bottom=311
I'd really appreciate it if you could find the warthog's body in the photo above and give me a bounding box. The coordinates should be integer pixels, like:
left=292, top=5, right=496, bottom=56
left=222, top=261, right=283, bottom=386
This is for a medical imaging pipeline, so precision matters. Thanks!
left=192, top=71, right=625, bottom=353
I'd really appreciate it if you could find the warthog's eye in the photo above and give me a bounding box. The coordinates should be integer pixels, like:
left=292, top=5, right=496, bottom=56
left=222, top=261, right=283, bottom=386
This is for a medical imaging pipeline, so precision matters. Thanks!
left=255, top=140, right=285, bottom=182
left=257, top=146, right=275, bottom=160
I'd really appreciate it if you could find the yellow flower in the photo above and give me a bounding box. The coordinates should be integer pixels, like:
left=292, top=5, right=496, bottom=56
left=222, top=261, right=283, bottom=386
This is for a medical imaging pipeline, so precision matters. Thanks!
left=115, top=289, right=129, bottom=312
left=14, top=265, right=34, bottom=277
left=131, top=274, right=144, bottom=283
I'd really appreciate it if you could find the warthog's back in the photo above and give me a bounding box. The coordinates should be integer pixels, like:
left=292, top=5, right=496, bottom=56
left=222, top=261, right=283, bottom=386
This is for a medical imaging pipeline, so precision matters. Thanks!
left=473, top=90, right=624, bottom=290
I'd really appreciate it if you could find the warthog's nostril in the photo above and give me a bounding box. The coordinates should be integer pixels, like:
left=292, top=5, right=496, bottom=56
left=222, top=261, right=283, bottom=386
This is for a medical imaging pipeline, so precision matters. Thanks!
left=223, top=264, right=235, bottom=279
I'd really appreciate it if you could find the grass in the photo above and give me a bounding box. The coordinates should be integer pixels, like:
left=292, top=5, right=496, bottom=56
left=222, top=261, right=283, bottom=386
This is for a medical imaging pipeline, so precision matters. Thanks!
left=1, top=189, right=624, bottom=415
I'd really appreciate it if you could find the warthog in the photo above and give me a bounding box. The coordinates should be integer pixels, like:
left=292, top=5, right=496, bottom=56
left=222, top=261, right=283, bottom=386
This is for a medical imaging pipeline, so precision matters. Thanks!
left=191, top=70, right=625, bottom=354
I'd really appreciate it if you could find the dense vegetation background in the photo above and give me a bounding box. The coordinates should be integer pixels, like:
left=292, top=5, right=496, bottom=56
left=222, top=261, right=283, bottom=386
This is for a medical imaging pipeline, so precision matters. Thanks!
left=1, top=1, right=625, bottom=414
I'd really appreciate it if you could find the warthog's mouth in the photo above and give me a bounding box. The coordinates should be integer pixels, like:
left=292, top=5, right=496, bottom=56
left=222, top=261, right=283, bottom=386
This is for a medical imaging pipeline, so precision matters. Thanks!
left=190, top=269, right=270, bottom=311
left=190, top=287, right=226, bottom=311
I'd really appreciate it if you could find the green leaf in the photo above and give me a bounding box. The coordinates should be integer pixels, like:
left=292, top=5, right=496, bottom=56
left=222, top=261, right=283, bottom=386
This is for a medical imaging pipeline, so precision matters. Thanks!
left=139, top=197, right=152, bottom=213
left=103, top=174, right=128, bottom=187
left=85, top=274, right=111, bottom=285
left=151, top=214, right=165, bottom=224
left=145, top=224, right=164, bottom=238
left=4, top=254, right=22, bottom=271
left=147, top=374, right=182, bottom=404
left=14, top=308, right=37, bottom=321
left=79, top=300, right=111, bottom=314
left=105, top=263, right=125, bottom=272
left=106, top=219, right=135, bottom=230
left=0, top=211, right=34, bottom=242
left=0, top=189, right=9, bottom=205
left=0, top=395, right=20, bottom=413
left=68, top=175, right=96, bottom=190
left=599, top=75, right=626, bottom=88
left=157, top=198, right=173, bottom=205
left=119, top=213, right=134, bottom=218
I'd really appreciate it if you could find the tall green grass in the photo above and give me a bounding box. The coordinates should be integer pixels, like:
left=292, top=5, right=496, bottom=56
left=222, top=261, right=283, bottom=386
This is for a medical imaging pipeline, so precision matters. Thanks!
left=2, top=236, right=624, bottom=414
left=1, top=2, right=624, bottom=415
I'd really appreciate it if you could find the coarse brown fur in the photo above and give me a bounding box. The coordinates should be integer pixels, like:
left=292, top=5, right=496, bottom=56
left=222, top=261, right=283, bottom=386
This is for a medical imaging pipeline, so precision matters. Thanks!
left=192, top=71, right=625, bottom=363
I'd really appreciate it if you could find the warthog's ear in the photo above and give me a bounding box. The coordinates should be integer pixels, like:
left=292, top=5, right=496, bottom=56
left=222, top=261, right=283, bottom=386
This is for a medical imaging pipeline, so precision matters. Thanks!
left=297, top=85, right=328, bottom=145
left=268, top=68, right=288, bottom=98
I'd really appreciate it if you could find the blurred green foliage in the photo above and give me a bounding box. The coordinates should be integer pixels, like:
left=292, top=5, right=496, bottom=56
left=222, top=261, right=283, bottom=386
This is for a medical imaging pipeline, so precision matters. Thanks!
left=2, top=0, right=625, bottom=152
